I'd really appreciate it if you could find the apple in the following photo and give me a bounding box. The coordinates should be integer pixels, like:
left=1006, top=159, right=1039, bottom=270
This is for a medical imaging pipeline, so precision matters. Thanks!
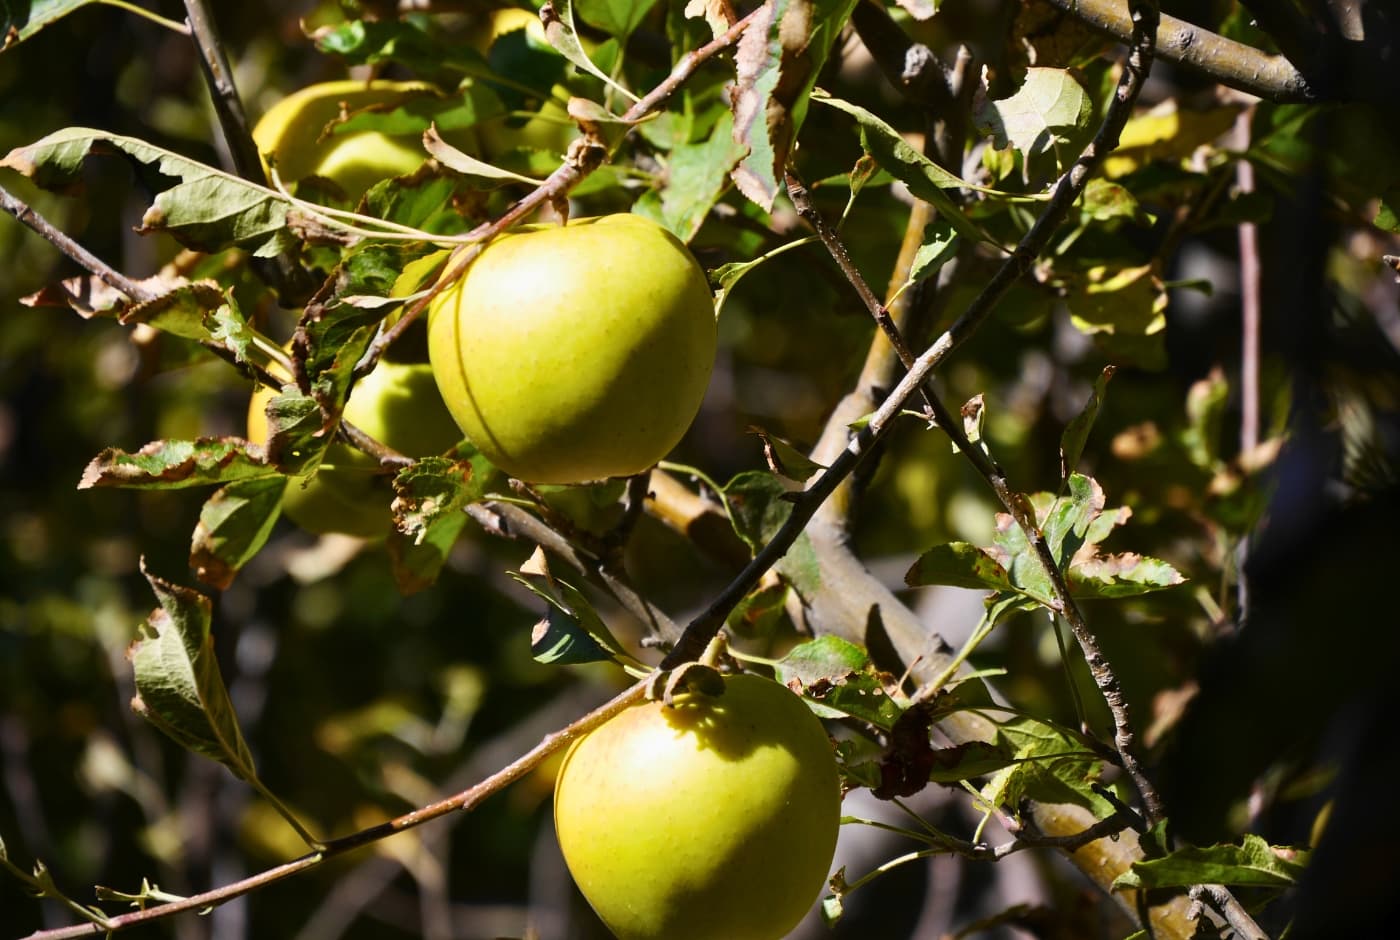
left=426, top=214, right=716, bottom=484
left=553, top=673, right=842, bottom=940
left=247, top=358, right=462, bottom=538
left=252, top=79, right=467, bottom=197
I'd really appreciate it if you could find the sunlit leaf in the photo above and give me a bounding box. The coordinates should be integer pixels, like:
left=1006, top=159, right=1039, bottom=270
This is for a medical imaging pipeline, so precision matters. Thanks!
left=905, top=542, right=1013, bottom=591
left=1113, top=834, right=1308, bottom=891
left=813, top=91, right=991, bottom=241
left=129, top=564, right=257, bottom=779
left=730, top=0, right=858, bottom=209
left=79, top=439, right=276, bottom=491
left=774, top=636, right=872, bottom=687
left=0, top=0, right=104, bottom=48
left=975, top=67, right=1092, bottom=174
left=1102, top=101, right=1242, bottom=178
left=189, top=477, right=287, bottom=590
left=424, top=125, right=545, bottom=185
left=2, top=127, right=296, bottom=257
left=982, top=713, right=1106, bottom=811
left=543, top=0, right=638, bottom=103
left=635, top=111, right=746, bottom=242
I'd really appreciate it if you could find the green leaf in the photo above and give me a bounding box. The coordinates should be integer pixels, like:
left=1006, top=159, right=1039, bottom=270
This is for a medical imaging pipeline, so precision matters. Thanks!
left=720, top=470, right=793, bottom=553
left=1065, top=265, right=1167, bottom=369
left=511, top=557, right=633, bottom=667
left=812, top=91, right=989, bottom=242
left=78, top=439, right=277, bottom=490
left=189, top=477, right=287, bottom=590
left=750, top=425, right=825, bottom=481
left=0, top=0, right=100, bottom=48
left=635, top=110, right=746, bottom=242
left=731, top=0, right=859, bottom=209
left=129, top=564, right=257, bottom=779
left=544, top=0, right=638, bottom=103
left=1078, top=179, right=1150, bottom=225
left=801, top=671, right=905, bottom=729
left=576, top=0, right=660, bottom=38
left=901, top=219, right=960, bottom=290
left=975, top=67, right=1093, bottom=172
left=387, top=511, right=470, bottom=596
left=1060, top=365, right=1115, bottom=482
left=905, top=542, right=1013, bottom=591
left=21, top=274, right=242, bottom=349
left=711, top=233, right=818, bottom=316
left=1, top=128, right=297, bottom=258
left=1102, top=102, right=1243, bottom=179
left=983, top=474, right=1183, bottom=604
left=1069, top=552, right=1185, bottom=598
left=925, top=741, right=1016, bottom=783
left=1113, top=834, right=1309, bottom=891
left=774, top=636, right=872, bottom=687
left=1378, top=184, right=1400, bottom=232
left=983, top=714, right=1106, bottom=811
left=312, top=17, right=518, bottom=87
left=259, top=387, right=331, bottom=477
left=726, top=581, right=789, bottom=639
left=1180, top=369, right=1229, bottom=471
left=391, top=455, right=489, bottom=539
left=385, top=452, right=499, bottom=594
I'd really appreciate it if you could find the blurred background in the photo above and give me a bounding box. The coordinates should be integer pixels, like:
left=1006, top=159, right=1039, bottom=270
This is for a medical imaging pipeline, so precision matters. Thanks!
left=3, top=1, right=1400, bottom=938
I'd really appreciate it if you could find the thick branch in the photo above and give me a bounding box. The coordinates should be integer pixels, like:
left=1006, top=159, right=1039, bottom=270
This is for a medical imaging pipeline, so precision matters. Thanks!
left=1038, top=0, right=1315, bottom=102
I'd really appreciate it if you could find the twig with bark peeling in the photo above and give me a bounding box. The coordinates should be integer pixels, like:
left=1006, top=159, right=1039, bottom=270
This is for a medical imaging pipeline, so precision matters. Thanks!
left=17, top=680, right=648, bottom=940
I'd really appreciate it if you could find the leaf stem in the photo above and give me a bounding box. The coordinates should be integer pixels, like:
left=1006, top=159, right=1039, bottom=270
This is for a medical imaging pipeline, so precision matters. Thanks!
left=95, top=0, right=190, bottom=35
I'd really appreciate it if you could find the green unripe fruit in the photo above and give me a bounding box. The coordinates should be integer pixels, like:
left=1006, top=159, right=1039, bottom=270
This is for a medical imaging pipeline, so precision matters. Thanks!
left=247, top=360, right=461, bottom=538
left=252, top=79, right=470, bottom=197
left=426, top=214, right=716, bottom=484
left=553, top=674, right=842, bottom=940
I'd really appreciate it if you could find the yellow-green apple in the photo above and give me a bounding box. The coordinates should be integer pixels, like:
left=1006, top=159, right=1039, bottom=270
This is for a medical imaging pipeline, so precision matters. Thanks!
left=553, top=673, right=842, bottom=940
left=426, top=214, right=715, bottom=483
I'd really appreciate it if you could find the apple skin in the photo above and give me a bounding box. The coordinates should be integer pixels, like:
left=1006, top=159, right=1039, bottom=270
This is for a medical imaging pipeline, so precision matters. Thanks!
left=252, top=80, right=455, bottom=197
left=247, top=360, right=462, bottom=538
left=553, top=674, right=842, bottom=940
left=427, top=214, right=716, bottom=484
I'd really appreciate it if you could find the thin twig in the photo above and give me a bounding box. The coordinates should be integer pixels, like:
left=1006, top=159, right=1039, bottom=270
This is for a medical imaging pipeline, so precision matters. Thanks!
left=18, top=680, right=648, bottom=940
left=182, top=0, right=262, bottom=182
left=182, top=0, right=315, bottom=303
left=1200, top=884, right=1271, bottom=940
left=0, top=184, right=157, bottom=302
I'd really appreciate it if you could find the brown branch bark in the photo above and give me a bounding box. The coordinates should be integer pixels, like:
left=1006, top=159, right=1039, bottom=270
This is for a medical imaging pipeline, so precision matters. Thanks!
left=1038, top=0, right=1315, bottom=102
